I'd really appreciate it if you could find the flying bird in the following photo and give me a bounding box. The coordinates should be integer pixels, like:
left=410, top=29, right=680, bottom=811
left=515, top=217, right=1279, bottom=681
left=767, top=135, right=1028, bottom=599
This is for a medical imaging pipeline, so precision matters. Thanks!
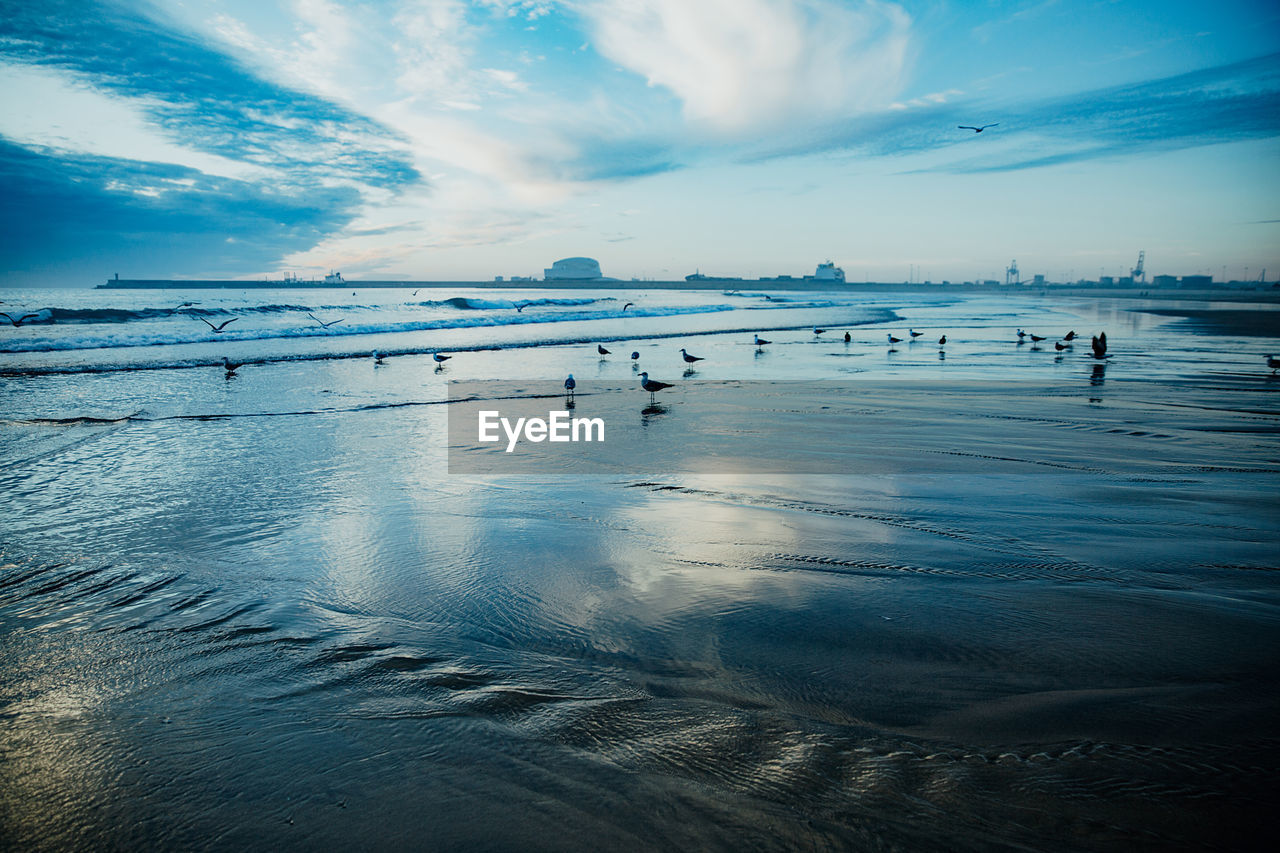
left=623, top=302, right=635, bottom=311
left=1091, top=333, right=1108, bottom=359
left=1063, top=330, right=1076, bottom=341
left=753, top=335, right=771, bottom=346
left=597, top=345, right=610, bottom=356
left=200, top=317, right=238, bottom=332
left=513, top=301, right=528, bottom=312
left=680, top=348, right=704, bottom=364
left=307, top=312, right=344, bottom=328
left=638, top=372, right=673, bottom=401
left=0, top=312, right=40, bottom=327
left=958, top=123, right=998, bottom=133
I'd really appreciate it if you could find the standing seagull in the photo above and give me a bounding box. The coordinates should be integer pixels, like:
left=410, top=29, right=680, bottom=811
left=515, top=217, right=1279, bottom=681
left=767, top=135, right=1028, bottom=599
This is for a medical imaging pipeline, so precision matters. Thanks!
left=753, top=335, right=771, bottom=346
left=222, top=357, right=244, bottom=376
left=938, top=335, right=947, bottom=346
left=1266, top=355, right=1280, bottom=373
left=909, top=329, right=924, bottom=338
left=958, top=123, right=998, bottom=133
left=680, top=348, right=704, bottom=364
left=844, top=331, right=851, bottom=342
left=1029, top=333, right=1046, bottom=342
left=813, top=327, right=826, bottom=335
left=1016, top=328, right=1027, bottom=339
left=638, top=372, right=673, bottom=402
left=1054, top=341, right=1069, bottom=351
left=433, top=352, right=452, bottom=365
left=887, top=334, right=903, bottom=344
left=372, top=350, right=384, bottom=365
left=597, top=344, right=611, bottom=356
left=564, top=374, right=575, bottom=399
left=0, top=312, right=39, bottom=327
left=307, top=312, right=344, bottom=329
left=200, top=317, right=238, bottom=333
left=630, top=351, right=640, bottom=361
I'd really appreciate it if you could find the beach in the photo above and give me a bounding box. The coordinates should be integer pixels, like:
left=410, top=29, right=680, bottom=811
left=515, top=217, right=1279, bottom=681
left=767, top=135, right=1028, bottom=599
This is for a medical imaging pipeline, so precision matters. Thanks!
left=2, top=287, right=1278, bottom=850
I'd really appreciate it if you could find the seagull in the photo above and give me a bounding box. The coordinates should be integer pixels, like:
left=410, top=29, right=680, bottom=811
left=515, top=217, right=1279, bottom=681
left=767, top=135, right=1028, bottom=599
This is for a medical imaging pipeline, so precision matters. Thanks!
left=1267, top=354, right=1280, bottom=373
left=222, top=357, right=244, bottom=375
left=753, top=335, right=771, bottom=346
left=513, top=301, right=529, bottom=312
left=814, top=327, right=826, bottom=335
left=307, top=312, right=344, bottom=329
left=172, top=302, right=197, bottom=312
left=1016, top=329, right=1027, bottom=339
left=680, top=348, right=704, bottom=364
left=887, top=334, right=903, bottom=344
left=0, top=312, right=39, bottom=327
left=623, top=302, right=635, bottom=311
left=564, top=374, right=575, bottom=398
left=1091, top=332, right=1108, bottom=359
left=844, top=331, right=851, bottom=342
left=433, top=352, right=451, bottom=364
left=372, top=350, right=384, bottom=365
left=938, top=335, right=947, bottom=345
left=412, top=289, right=421, bottom=296
left=200, top=317, right=238, bottom=332
left=1054, top=341, right=1069, bottom=351
left=597, top=344, right=610, bottom=356
left=909, top=329, right=924, bottom=338
left=1029, top=333, right=1046, bottom=342
left=638, top=372, right=673, bottom=402
left=1063, top=330, right=1076, bottom=341
left=630, top=351, right=640, bottom=360
left=958, top=123, right=998, bottom=133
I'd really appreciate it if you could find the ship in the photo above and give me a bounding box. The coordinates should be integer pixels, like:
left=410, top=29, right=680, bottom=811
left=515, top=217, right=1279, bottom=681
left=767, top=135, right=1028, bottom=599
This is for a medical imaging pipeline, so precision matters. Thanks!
left=324, top=270, right=345, bottom=284
left=809, top=261, right=845, bottom=283
left=685, top=270, right=744, bottom=282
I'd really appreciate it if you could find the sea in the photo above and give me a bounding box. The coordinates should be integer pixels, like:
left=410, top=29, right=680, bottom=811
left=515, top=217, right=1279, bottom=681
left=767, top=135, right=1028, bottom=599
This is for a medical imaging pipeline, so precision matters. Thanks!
left=1, top=285, right=1278, bottom=850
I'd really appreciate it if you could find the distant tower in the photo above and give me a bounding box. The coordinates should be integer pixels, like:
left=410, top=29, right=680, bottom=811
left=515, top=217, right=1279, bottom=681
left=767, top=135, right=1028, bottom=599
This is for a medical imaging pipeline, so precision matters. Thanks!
left=1131, top=250, right=1146, bottom=284
left=1005, top=259, right=1020, bottom=285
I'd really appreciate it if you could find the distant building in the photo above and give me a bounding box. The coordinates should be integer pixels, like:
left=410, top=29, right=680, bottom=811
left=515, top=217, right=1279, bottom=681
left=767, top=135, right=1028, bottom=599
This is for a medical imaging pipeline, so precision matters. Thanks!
left=1100, top=276, right=1115, bottom=286
left=494, top=275, right=504, bottom=282
left=1032, top=274, right=1046, bottom=286
left=544, top=257, right=603, bottom=280
left=1181, top=275, right=1213, bottom=288
left=1152, top=275, right=1178, bottom=288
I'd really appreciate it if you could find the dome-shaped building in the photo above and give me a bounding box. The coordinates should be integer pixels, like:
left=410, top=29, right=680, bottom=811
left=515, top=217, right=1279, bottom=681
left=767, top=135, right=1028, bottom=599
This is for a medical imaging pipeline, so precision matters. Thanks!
left=544, top=257, right=603, bottom=280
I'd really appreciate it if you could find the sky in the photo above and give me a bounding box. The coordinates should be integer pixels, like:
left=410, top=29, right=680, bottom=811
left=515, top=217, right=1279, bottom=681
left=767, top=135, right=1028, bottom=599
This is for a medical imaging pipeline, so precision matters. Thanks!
left=1, top=0, right=1278, bottom=286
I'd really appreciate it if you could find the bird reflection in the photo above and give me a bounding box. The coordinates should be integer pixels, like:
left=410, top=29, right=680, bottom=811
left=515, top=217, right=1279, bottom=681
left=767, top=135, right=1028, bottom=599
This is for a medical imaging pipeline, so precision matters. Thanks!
left=641, top=403, right=669, bottom=421
left=683, top=367, right=698, bottom=377
left=1091, top=363, right=1107, bottom=385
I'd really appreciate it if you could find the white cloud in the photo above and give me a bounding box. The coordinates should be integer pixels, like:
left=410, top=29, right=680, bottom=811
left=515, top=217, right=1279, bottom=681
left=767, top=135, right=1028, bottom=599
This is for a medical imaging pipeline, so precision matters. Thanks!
left=569, top=0, right=912, bottom=133
left=0, top=61, right=273, bottom=182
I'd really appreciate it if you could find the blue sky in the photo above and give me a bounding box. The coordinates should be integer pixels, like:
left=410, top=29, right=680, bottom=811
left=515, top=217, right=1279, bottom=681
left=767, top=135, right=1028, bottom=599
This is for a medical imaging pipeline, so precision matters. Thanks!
left=1, top=0, right=1277, bottom=285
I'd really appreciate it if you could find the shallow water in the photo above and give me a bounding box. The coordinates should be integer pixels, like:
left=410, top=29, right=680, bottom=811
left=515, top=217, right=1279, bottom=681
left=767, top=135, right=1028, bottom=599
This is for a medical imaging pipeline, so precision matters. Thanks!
left=2, top=288, right=1278, bottom=850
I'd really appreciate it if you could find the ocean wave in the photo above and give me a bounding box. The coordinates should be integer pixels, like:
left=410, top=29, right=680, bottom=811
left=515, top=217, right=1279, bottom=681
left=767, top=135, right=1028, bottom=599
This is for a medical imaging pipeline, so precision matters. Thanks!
left=0, top=304, right=738, bottom=353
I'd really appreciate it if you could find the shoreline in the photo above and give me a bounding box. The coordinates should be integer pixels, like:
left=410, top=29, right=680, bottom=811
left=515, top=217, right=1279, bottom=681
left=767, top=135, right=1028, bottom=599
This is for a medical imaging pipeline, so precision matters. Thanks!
left=89, top=279, right=1280, bottom=302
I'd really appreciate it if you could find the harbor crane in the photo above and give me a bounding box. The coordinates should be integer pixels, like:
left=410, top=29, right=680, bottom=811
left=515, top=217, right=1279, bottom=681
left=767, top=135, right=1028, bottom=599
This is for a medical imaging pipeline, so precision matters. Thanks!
left=1005, top=259, right=1020, bottom=286
left=1131, top=250, right=1145, bottom=284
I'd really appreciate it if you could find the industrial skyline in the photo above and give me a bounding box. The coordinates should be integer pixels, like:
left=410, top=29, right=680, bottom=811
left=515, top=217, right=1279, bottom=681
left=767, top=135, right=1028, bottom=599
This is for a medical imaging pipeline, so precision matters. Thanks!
left=2, top=0, right=1278, bottom=287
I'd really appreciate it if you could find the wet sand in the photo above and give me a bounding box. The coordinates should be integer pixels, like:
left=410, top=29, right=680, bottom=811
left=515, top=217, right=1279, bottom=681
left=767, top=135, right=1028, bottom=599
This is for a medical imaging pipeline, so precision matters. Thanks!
left=2, top=295, right=1278, bottom=851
